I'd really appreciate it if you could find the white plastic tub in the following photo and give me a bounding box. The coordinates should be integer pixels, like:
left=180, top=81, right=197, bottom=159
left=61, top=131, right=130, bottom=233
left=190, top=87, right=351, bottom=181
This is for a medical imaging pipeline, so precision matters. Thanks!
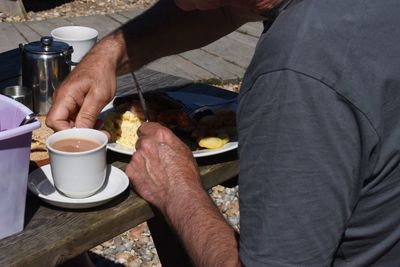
left=0, top=94, right=40, bottom=240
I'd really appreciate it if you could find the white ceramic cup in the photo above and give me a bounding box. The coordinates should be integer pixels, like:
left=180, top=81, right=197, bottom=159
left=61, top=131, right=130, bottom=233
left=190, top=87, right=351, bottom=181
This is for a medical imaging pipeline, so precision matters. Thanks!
left=46, top=128, right=108, bottom=199
left=51, top=26, right=98, bottom=63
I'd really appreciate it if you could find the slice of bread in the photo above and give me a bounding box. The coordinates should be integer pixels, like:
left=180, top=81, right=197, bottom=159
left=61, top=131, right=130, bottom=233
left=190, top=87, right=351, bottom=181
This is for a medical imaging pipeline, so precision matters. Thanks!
left=30, top=115, right=53, bottom=165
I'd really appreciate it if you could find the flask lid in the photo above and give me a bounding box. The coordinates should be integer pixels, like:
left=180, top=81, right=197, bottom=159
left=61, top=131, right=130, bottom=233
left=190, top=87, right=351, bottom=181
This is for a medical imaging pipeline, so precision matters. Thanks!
left=23, top=36, right=71, bottom=55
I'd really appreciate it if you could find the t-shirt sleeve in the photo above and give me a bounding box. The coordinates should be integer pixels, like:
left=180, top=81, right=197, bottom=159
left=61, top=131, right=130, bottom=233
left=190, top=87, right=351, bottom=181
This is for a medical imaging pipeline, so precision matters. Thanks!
left=238, top=70, right=368, bottom=266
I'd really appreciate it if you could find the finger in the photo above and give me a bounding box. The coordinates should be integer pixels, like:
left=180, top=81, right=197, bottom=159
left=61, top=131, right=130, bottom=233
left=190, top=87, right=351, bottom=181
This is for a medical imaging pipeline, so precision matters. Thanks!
left=137, top=122, right=170, bottom=139
left=126, top=150, right=152, bottom=190
left=135, top=135, right=162, bottom=162
left=46, top=96, right=79, bottom=131
left=137, top=121, right=157, bottom=134
left=75, top=90, right=110, bottom=129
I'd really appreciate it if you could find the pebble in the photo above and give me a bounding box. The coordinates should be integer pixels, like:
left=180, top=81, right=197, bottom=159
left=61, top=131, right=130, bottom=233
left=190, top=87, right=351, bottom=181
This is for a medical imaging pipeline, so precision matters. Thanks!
left=87, top=185, right=239, bottom=266
left=0, top=0, right=155, bottom=22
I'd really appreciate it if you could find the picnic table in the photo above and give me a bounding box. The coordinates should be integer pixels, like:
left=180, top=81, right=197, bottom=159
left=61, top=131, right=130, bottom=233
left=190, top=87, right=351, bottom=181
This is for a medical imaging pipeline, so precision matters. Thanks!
left=0, top=48, right=239, bottom=266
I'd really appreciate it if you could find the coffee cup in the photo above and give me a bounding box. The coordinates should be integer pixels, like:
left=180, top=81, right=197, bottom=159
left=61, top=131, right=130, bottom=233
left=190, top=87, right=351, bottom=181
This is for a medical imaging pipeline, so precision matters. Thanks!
left=46, top=128, right=108, bottom=198
left=51, top=26, right=98, bottom=63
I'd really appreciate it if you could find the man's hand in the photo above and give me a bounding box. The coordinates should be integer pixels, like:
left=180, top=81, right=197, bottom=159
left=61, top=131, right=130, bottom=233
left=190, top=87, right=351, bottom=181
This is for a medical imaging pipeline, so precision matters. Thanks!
left=125, top=122, right=201, bottom=213
left=46, top=38, right=121, bottom=131
left=126, top=122, right=241, bottom=267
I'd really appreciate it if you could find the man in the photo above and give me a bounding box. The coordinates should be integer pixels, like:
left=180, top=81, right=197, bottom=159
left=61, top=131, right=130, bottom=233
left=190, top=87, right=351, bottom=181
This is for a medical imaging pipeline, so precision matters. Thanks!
left=48, top=0, right=400, bottom=266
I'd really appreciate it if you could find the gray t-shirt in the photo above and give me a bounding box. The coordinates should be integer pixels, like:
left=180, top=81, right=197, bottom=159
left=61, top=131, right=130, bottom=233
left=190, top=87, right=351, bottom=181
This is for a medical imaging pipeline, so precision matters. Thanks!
left=238, top=0, right=400, bottom=266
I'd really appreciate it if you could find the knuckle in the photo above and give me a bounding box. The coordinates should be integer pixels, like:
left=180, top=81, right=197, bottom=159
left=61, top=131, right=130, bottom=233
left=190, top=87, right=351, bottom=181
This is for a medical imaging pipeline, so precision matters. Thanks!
left=79, top=111, right=97, bottom=124
left=154, top=126, right=172, bottom=140
left=140, top=139, right=153, bottom=152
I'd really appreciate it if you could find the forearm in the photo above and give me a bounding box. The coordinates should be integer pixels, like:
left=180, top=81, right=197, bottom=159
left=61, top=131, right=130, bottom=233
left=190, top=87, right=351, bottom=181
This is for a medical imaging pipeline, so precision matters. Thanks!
left=164, top=182, right=242, bottom=267
left=90, top=0, right=258, bottom=75
left=126, top=123, right=242, bottom=266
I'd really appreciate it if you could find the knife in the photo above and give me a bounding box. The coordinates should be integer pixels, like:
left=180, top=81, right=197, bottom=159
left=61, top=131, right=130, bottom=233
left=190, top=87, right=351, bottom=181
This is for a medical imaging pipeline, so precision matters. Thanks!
left=130, top=72, right=150, bottom=122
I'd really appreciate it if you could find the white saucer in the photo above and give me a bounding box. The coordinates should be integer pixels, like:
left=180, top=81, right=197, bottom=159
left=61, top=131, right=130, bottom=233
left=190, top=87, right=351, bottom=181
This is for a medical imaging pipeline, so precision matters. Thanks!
left=28, top=164, right=129, bottom=209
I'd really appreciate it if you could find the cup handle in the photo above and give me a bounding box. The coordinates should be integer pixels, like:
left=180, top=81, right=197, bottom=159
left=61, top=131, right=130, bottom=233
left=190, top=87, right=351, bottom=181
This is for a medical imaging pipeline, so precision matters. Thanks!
left=66, top=60, right=78, bottom=66
left=64, top=46, right=78, bottom=66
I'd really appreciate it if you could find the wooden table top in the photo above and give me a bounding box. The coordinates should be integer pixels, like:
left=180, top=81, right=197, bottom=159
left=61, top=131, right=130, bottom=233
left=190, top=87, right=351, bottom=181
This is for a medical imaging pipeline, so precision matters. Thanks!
left=0, top=49, right=239, bottom=266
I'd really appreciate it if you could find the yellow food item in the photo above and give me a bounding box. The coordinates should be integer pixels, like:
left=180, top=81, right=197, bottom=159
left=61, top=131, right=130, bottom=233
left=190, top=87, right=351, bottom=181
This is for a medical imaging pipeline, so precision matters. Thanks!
left=198, top=135, right=229, bottom=149
left=105, top=111, right=143, bottom=149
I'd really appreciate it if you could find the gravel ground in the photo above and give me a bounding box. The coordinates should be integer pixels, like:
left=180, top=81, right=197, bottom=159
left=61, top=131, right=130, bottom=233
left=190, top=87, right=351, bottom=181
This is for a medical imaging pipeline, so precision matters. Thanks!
left=0, top=0, right=155, bottom=22
left=90, top=185, right=239, bottom=266
left=0, top=1, right=241, bottom=265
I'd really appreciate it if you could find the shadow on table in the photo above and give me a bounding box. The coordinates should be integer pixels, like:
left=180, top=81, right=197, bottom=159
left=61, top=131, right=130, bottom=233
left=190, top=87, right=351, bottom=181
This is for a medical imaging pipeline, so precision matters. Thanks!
left=195, top=149, right=237, bottom=166
left=88, top=251, right=124, bottom=267
left=22, top=0, right=74, bottom=12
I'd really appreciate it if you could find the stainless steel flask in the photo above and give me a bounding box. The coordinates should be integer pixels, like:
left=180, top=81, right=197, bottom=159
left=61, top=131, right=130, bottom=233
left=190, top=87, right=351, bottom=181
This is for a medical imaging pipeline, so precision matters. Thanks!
left=20, top=36, right=73, bottom=114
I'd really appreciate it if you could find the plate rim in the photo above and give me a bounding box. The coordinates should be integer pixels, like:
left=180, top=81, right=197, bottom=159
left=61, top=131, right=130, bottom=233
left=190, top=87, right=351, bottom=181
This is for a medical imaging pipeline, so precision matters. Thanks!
left=106, top=140, right=238, bottom=157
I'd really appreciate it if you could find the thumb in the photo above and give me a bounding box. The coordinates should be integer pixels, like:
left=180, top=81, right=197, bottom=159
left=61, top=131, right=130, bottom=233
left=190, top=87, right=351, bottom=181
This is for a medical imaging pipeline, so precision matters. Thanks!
left=75, top=97, right=105, bottom=128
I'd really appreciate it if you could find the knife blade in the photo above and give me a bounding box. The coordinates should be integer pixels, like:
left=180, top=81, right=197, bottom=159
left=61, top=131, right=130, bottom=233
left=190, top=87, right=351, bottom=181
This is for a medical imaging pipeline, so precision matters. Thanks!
left=131, top=72, right=150, bottom=122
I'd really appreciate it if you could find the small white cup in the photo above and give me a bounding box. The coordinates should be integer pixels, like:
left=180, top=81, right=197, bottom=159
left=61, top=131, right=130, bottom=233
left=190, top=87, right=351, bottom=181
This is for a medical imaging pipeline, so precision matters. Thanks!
left=51, top=26, right=98, bottom=63
left=46, top=128, right=108, bottom=199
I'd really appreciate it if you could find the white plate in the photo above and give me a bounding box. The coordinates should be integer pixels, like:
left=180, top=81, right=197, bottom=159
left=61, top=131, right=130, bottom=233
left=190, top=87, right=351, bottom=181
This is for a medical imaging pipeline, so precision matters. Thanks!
left=192, top=141, right=238, bottom=157
left=106, top=140, right=238, bottom=157
left=101, top=92, right=238, bottom=158
left=107, top=142, right=136, bottom=156
left=28, top=164, right=129, bottom=209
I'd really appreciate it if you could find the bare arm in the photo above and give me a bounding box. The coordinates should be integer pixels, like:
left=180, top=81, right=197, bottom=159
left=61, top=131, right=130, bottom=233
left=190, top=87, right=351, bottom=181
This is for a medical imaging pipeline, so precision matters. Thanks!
left=165, top=180, right=242, bottom=267
left=47, top=0, right=258, bottom=130
left=99, top=0, right=259, bottom=74
left=126, top=122, right=242, bottom=267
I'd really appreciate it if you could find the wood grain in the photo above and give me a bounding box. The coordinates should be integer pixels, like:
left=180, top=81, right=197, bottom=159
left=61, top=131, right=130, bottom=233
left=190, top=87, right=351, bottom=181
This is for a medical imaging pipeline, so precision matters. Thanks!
left=0, top=0, right=26, bottom=18
left=66, top=15, right=121, bottom=39
left=147, top=54, right=215, bottom=81
left=180, top=49, right=244, bottom=81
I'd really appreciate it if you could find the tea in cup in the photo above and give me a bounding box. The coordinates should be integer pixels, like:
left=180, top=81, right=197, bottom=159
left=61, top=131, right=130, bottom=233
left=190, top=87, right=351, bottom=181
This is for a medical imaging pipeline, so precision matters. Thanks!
left=46, top=128, right=108, bottom=198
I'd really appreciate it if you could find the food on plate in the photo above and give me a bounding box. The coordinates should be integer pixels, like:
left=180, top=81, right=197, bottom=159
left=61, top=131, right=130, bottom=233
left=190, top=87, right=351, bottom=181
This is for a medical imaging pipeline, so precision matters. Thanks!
left=103, top=97, right=196, bottom=149
left=156, top=109, right=197, bottom=133
left=198, top=135, right=229, bottom=149
left=192, top=110, right=236, bottom=149
left=103, top=93, right=237, bottom=151
left=104, top=109, right=143, bottom=149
